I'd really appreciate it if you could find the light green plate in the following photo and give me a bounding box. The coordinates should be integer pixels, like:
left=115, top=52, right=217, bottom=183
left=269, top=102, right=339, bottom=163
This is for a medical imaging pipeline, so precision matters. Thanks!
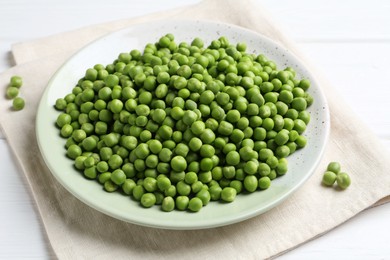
left=36, top=20, right=329, bottom=230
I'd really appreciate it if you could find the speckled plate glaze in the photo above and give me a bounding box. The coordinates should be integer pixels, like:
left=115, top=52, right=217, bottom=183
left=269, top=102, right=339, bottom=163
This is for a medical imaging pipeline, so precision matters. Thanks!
left=36, top=20, right=330, bottom=230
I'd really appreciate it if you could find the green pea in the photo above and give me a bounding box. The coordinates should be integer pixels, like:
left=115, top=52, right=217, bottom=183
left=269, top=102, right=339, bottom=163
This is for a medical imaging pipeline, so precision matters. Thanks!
left=132, top=185, right=145, bottom=201
left=298, top=111, right=311, bottom=124
left=157, top=176, right=171, bottom=192
left=244, top=161, right=258, bottom=175
left=142, top=177, right=157, bottom=192
left=176, top=180, right=191, bottom=196
left=262, top=118, right=274, bottom=131
left=191, top=121, right=205, bottom=136
left=299, top=79, right=311, bottom=91
left=327, top=162, right=341, bottom=174
left=135, top=143, right=150, bottom=159
left=258, top=163, right=271, bottom=176
left=200, top=158, right=214, bottom=171
left=171, top=156, right=187, bottom=172
left=230, top=180, right=243, bottom=194
left=104, top=133, right=119, bottom=147
left=276, top=160, right=288, bottom=175
left=214, top=137, right=226, bottom=150
left=266, top=155, right=279, bottom=169
left=74, top=155, right=87, bottom=170
left=184, top=171, right=198, bottom=185
left=182, top=110, right=197, bottom=126
left=111, top=169, right=126, bottom=185
left=120, top=179, right=136, bottom=195
left=10, top=75, right=23, bottom=88
left=158, top=125, right=173, bottom=140
left=200, top=144, right=215, bottom=158
left=226, top=151, right=240, bottom=166
left=161, top=196, right=175, bottom=212
left=230, top=129, right=245, bottom=144
left=55, top=98, right=67, bottom=110
left=295, top=135, right=307, bottom=148
left=258, top=176, right=271, bottom=189
left=196, top=189, right=211, bottom=206
left=200, top=128, right=215, bottom=144
left=218, top=121, right=233, bottom=136
left=82, top=136, right=97, bottom=151
left=221, top=187, right=237, bottom=202
left=210, top=166, right=222, bottom=181
left=140, top=193, right=156, bottom=208
left=119, top=136, right=137, bottom=151
left=176, top=195, right=189, bottom=210
left=67, top=144, right=82, bottom=159
left=108, top=99, right=123, bottom=114
left=322, top=171, right=337, bottom=186
left=104, top=180, right=118, bottom=192
left=60, top=124, right=72, bottom=138
left=108, top=154, right=123, bottom=170
left=279, top=90, right=293, bottom=104
left=6, top=87, right=19, bottom=99
left=336, top=172, right=351, bottom=189
left=133, top=158, right=145, bottom=172
left=275, top=129, right=290, bottom=146
left=145, top=154, right=158, bottom=168
left=244, top=175, right=258, bottom=192
left=188, top=197, right=203, bottom=212
left=209, top=185, right=222, bottom=201
left=226, top=110, right=241, bottom=123
left=275, top=145, right=290, bottom=158
left=96, top=161, right=109, bottom=173
left=98, top=172, right=111, bottom=184
left=159, top=148, right=172, bottom=163
left=99, top=147, right=112, bottom=161
left=205, top=118, right=219, bottom=131
left=198, top=170, right=212, bottom=183
left=56, top=113, right=71, bottom=128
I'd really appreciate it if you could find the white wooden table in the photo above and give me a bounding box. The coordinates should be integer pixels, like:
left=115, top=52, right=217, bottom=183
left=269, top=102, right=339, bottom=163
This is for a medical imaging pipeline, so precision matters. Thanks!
left=1, top=0, right=390, bottom=259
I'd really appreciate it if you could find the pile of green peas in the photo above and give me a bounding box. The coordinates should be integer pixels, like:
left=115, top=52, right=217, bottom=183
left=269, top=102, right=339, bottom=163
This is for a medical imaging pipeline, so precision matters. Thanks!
left=55, top=34, right=313, bottom=212
left=6, top=75, right=25, bottom=111
left=322, top=162, right=351, bottom=189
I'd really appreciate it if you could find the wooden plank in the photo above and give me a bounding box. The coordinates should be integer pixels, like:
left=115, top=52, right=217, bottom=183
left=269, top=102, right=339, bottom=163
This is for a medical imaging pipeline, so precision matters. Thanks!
left=1, top=0, right=389, bottom=41
left=299, top=42, right=390, bottom=139
left=0, top=140, right=54, bottom=258
left=262, top=0, right=390, bottom=41
left=0, top=0, right=200, bottom=39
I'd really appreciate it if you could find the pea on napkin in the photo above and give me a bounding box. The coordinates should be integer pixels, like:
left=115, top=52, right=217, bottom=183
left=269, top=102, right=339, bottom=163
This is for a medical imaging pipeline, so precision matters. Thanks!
left=1, top=0, right=390, bottom=259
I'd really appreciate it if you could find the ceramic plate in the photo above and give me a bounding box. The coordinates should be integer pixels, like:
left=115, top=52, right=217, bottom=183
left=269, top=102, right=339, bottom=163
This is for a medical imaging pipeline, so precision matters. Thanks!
left=36, top=20, right=329, bottom=230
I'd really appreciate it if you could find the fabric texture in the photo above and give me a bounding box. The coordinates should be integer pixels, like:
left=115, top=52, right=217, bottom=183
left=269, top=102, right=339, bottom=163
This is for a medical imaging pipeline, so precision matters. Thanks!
left=1, top=0, right=389, bottom=259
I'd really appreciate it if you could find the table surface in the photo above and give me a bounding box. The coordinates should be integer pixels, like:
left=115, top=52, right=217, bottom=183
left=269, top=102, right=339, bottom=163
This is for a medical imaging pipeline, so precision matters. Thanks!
left=1, top=0, right=390, bottom=259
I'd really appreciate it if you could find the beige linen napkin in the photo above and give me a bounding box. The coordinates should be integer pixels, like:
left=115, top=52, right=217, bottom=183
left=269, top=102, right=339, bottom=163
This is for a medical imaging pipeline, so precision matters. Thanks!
left=1, top=0, right=390, bottom=259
